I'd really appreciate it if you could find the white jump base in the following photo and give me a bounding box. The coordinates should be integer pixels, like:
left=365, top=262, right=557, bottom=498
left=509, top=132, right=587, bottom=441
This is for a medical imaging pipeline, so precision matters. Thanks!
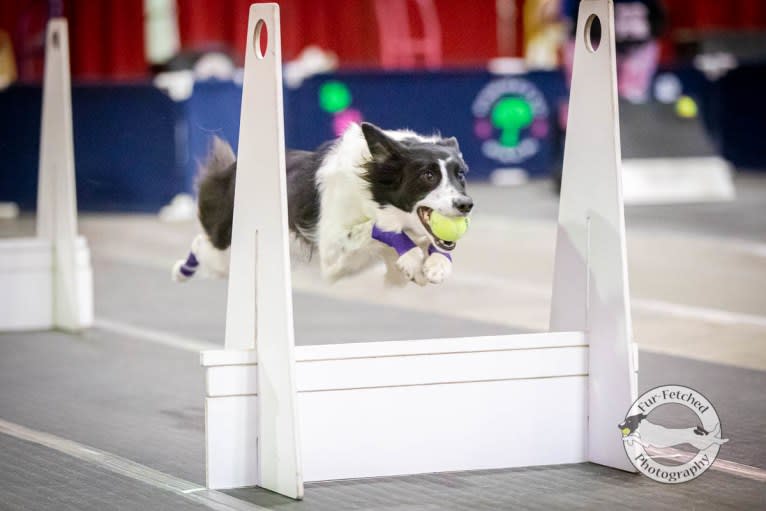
left=0, top=237, right=92, bottom=330
left=203, top=1, right=638, bottom=499
left=203, top=331, right=613, bottom=486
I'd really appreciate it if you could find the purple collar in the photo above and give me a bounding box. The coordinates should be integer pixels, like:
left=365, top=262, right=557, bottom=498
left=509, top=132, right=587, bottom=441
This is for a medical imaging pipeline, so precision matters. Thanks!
left=371, top=224, right=451, bottom=261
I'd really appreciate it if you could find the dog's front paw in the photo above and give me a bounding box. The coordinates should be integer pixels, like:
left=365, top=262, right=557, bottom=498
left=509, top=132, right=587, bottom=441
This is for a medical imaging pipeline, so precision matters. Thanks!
left=423, top=252, right=452, bottom=284
left=396, top=247, right=425, bottom=282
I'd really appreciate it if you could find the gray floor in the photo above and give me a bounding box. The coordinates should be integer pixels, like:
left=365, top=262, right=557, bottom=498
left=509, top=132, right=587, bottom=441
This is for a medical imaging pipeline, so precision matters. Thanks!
left=0, top=435, right=209, bottom=511
left=1, top=176, right=764, bottom=510
left=0, top=261, right=764, bottom=510
left=229, top=463, right=763, bottom=511
left=94, top=260, right=517, bottom=347
left=0, top=324, right=764, bottom=510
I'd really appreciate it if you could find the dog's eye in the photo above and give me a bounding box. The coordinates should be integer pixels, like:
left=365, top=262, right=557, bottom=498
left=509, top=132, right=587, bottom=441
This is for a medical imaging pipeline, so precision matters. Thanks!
left=421, top=169, right=437, bottom=183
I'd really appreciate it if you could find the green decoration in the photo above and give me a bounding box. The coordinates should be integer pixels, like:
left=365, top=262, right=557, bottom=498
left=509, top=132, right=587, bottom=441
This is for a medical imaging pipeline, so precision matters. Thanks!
left=319, top=81, right=352, bottom=113
left=490, top=96, right=534, bottom=147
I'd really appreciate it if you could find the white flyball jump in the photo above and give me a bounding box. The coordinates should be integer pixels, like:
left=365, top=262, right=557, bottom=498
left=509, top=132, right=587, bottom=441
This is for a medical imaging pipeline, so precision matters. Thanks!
left=0, top=19, right=93, bottom=331
left=201, top=0, right=638, bottom=499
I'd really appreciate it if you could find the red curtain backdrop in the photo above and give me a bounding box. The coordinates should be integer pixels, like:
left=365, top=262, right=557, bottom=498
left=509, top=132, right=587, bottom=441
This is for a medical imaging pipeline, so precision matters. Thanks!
left=2, top=0, right=765, bottom=82
left=0, top=0, right=146, bottom=81
left=0, top=0, right=49, bottom=80
left=0, top=0, right=508, bottom=81
left=664, top=0, right=766, bottom=31
left=173, top=0, right=506, bottom=68
left=67, top=0, right=145, bottom=79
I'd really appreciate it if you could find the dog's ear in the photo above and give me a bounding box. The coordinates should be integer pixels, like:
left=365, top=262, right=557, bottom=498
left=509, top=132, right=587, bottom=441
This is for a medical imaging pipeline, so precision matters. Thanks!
left=439, top=136, right=460, bottom=150
left=362, top=122, right=402, bottom=160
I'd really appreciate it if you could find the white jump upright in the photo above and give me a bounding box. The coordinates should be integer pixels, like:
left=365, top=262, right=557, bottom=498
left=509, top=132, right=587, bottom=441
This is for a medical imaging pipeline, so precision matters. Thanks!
left=202, top=0, right=637, bottom=499
left=201, top=3, right=303, bottom=499
left=550, top=0, right=638, bottom=472
left=0, top=19, right=93, bottom=332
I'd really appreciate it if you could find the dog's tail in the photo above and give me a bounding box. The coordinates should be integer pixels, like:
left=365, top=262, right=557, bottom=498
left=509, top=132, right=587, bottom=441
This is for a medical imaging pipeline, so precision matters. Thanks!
left=196, top=136, right=236, bottom=185
left=196, top=136, right=237, bottom=252
left=173, top=137, right=236, bottom=282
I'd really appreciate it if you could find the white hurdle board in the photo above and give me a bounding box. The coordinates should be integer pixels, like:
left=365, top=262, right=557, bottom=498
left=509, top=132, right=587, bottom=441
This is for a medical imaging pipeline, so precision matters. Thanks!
left=0, top=19, right=93, bottom=332
left=202, top=0, right=637, bottom=498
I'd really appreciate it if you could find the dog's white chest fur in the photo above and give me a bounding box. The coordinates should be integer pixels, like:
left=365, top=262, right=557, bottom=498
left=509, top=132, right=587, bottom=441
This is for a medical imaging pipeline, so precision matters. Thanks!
left=314, top=124, right=435, bottom=283
left=314, top=125, right=380, bottom=279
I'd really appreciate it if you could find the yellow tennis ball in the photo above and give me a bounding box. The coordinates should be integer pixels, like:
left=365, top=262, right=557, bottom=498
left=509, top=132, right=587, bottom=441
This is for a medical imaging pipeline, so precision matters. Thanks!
left=675, top=95, right=698, bottom=118
left=429, top=211, right=469, bottom=242
left=621, top=428, right=631, bottom=437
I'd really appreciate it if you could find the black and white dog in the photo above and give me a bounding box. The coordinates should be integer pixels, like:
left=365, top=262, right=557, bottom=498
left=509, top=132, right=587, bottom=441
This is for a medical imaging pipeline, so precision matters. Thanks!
left=173, top=122, right=473, bottom=286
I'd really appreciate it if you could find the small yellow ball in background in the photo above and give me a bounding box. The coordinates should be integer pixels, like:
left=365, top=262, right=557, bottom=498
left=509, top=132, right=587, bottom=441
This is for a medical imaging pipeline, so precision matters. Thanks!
left=429, top=211, right=470, bottom=242
left=675, top=95, right=698, bottom=119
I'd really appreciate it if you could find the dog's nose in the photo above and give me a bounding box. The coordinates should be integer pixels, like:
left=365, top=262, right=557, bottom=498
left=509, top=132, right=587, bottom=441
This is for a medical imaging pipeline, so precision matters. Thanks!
left=453, top=197, right=474, bottom=214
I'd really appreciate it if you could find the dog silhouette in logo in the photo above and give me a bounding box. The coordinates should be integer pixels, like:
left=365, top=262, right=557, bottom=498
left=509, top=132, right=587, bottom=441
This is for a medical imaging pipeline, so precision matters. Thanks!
left=619, top=413, right=729, bottom=451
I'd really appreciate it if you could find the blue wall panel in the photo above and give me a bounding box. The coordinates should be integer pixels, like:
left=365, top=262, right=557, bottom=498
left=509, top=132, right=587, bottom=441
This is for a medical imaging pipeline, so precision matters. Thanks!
left=0, top=83, right=182, bottom=212
left=3, top=64, right=760, bottom=213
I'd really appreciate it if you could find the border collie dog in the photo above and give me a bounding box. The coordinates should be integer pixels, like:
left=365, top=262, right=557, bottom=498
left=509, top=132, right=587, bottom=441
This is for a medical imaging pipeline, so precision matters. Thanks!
left=173, top=122, right=473, bottom=286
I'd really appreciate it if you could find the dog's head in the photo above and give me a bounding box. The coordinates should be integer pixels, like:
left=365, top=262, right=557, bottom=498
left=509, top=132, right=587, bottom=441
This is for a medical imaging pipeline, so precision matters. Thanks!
left=618, top=413, right=647, bottom=437
left=360, top=122, right=473, bottom=251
